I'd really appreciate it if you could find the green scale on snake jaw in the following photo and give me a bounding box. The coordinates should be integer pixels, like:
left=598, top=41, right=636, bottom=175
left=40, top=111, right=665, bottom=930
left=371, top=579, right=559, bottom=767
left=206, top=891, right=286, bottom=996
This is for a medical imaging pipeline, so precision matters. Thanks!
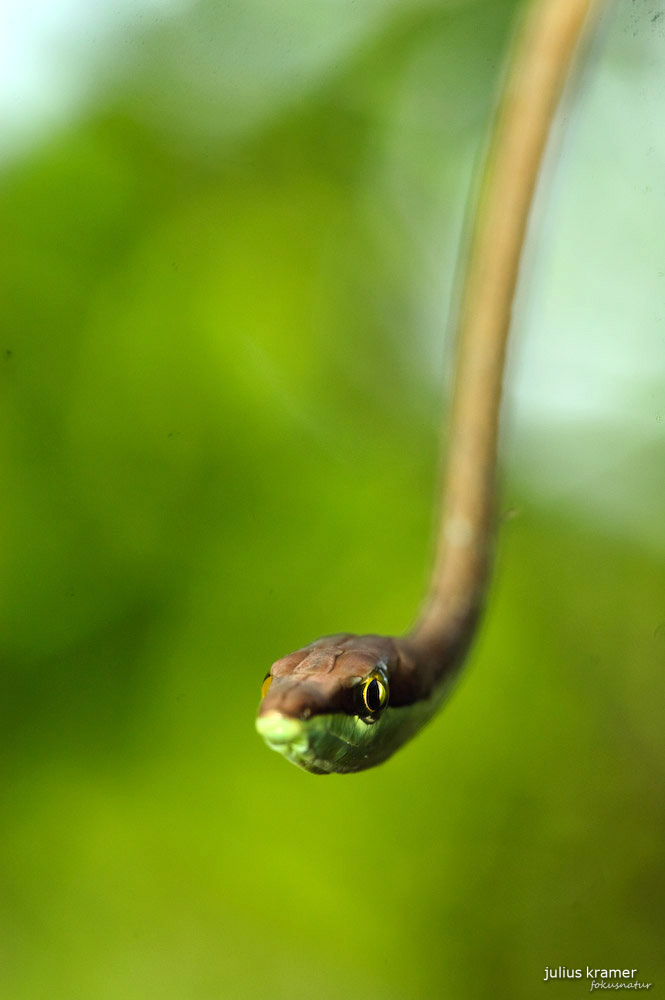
left=256, top=704, right=433, bottom=775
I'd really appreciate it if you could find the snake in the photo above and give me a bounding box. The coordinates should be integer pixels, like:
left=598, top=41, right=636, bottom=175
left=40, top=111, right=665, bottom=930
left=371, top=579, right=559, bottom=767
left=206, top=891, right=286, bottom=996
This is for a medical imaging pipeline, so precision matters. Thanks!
left=256, top=0, right=600, bottom=774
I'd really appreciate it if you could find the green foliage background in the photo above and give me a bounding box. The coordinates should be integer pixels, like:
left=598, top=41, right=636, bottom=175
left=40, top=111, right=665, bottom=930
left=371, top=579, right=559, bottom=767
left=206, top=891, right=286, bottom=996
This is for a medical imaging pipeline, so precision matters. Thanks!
left=2, top=1, right=664, bottom=997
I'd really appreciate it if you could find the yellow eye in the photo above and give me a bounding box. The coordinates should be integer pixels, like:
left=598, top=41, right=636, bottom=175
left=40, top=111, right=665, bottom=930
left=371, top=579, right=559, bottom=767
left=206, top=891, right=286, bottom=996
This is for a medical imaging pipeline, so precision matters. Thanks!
left=359, top=670, right=389, bottom=720
left=261, top=674, right=272, bottom=699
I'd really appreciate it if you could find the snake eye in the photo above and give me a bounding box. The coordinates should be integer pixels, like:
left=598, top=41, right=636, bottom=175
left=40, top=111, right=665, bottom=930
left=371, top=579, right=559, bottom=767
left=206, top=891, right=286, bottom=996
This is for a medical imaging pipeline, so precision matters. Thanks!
left=358, top=669, right=389, bottom=722
left=261, top=674, right=272, bottom=699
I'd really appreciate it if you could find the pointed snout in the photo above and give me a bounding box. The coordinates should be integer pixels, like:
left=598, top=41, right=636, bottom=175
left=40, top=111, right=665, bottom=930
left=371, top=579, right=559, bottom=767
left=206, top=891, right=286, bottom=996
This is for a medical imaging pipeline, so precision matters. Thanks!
left=255, top=712, right=305, bottom=747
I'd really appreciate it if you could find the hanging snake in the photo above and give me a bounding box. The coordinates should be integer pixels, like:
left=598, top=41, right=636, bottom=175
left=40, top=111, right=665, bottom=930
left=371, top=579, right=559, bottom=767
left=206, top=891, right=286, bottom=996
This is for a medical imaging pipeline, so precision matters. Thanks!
left=256, top=0, right=601, bottom=774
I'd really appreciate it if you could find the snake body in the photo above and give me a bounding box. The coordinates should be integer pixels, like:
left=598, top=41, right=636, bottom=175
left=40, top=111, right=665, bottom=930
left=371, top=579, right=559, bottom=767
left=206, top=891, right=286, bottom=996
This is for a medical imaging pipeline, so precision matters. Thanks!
left=256, top=0, right=600, bottom=774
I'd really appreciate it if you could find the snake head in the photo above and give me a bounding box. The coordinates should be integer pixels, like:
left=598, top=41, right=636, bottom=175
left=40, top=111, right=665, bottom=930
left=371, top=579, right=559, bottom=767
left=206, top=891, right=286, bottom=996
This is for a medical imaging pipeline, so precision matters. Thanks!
left=256, top=633, right=427, bottom=774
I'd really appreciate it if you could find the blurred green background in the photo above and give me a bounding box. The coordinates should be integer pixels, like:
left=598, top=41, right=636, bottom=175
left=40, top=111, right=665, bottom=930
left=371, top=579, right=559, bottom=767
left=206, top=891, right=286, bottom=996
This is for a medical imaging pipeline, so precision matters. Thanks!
left=2, top=0, right=664, bottom=997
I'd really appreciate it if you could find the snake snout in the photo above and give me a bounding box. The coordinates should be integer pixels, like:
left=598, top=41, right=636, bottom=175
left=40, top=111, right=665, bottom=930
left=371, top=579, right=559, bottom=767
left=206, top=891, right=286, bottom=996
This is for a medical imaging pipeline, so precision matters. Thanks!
left=255, top=712, right=304, bottom=747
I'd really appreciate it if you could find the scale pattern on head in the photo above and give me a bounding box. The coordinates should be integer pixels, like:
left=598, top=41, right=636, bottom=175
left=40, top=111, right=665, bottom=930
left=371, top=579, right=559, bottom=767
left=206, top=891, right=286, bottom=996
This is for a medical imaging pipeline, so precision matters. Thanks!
left=258, top=633, right=417, bottom=721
